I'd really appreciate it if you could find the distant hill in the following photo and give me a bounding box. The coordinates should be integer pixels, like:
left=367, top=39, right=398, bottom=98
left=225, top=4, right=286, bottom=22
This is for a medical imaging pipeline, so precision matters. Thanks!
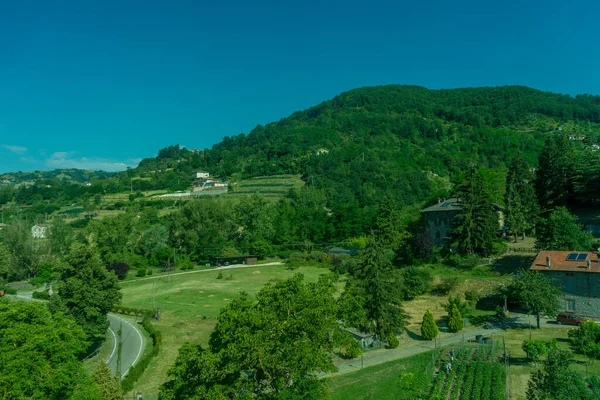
left=137, top=85, right=600, bottom=207
left=0, top=169, right=114, bottom=184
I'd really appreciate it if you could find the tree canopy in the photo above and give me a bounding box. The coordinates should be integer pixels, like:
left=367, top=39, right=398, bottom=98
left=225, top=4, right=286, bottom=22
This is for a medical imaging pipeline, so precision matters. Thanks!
left=513, top=270, right=562, bottom=329
left=160, top=274, right=339, bottom=399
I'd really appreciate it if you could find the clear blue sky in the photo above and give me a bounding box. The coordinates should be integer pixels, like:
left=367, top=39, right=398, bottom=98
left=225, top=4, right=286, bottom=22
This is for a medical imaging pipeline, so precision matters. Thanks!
left=1, top=0, right=599, bottom=173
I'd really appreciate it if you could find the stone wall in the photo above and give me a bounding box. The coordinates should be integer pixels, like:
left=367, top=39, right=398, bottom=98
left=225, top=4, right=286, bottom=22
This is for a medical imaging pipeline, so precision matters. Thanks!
left=543, top=270, right=600, bottom=318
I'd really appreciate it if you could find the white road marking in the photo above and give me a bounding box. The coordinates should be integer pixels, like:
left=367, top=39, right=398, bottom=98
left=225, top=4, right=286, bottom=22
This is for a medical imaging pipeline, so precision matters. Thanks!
left=107, top=327, right=118, bottom=362
left=111, top=314, right=145, bottom=378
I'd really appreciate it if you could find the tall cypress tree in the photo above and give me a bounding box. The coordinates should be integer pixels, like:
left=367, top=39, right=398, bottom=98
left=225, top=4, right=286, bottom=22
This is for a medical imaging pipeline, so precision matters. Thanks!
left=505, top=155, right=538, bottom=241
left=451, top=167, right=499, bottom=255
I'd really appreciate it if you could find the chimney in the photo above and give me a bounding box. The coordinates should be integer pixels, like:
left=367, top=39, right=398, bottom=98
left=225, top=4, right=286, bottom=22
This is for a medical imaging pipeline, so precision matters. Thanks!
left=546, top=256, right=551, bottom=268
left=588, top=260, right=592, bottom=270
left=438, top=198, right=442, bottom=204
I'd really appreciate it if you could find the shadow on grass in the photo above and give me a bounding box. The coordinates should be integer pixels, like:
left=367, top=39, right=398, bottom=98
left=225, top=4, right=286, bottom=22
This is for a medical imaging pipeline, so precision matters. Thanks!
left=490, top=254, right=536, bottom=275
left=406, top=329, right=423, bottom=341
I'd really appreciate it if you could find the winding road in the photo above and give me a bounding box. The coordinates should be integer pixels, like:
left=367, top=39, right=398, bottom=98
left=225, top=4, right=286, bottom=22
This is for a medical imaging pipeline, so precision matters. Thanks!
left=6, top=289, right=146, bottom=378
left=106, top=314, right=145, bottom=378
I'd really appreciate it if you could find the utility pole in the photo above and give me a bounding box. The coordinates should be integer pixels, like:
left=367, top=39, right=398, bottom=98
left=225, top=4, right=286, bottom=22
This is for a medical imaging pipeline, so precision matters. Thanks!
left=116, top=322, right=123, bottom=382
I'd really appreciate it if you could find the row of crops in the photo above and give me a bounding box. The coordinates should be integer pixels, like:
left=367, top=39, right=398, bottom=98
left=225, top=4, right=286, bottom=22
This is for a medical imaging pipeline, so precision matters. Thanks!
left=428, top=343, right=506, bottom=400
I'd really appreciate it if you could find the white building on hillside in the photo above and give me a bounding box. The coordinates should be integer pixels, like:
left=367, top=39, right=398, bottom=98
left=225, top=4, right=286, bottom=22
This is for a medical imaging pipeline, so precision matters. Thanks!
left=31, top=224, right=49, bottom=239
left=196, top=171, right=210, bottom=179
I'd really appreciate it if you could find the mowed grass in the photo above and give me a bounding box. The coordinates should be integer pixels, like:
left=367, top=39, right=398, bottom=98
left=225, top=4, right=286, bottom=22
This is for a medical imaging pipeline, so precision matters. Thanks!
left=329, top=351, right=434, bottom=400
left=495, top=326, right=600, bottom=400
left=120, top=264, right=332, bottom=399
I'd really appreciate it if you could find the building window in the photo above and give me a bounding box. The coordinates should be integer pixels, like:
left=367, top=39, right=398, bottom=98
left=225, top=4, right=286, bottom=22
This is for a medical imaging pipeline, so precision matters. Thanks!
left=565, top=279, right=574, bottom=292
left=566, top=299, right=576, bottom=312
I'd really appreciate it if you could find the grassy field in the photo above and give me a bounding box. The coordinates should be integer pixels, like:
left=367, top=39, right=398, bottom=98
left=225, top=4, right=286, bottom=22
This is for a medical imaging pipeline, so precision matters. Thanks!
left=329, top=351, right=435, bottom=400
left=119, top=264, right=333, bottom=399
left=228, top=174, right=304, bottom=197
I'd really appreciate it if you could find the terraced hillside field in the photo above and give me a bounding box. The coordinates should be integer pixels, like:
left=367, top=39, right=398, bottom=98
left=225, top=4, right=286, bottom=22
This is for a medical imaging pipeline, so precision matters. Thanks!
left=229, top=174, right=304, bottom=197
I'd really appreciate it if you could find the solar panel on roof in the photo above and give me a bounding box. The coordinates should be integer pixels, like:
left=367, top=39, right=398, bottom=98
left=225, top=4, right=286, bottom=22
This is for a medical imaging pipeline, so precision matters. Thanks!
left=441, top=202, right=451, bottom=207
left=577, top=253, right=588, bottom=261
left=566, top=253, right=579, bottom=261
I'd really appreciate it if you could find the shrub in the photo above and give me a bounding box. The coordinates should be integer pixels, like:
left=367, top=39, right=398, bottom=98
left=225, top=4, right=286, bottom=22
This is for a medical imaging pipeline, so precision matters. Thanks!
left=136, top=268, right=147, bottom=278
left=465, top=289, right=482, bottom=302
left=447, top=304, right=464, bottom=333
left=386, top=333, right=400, bottom=349
left=106, top=261, right=130, bottom=280
left=4, top=287, right=17, bottom=295
left=147, top=269, right=153, bottom=276
left=491, top=240, right=508, bottom=256
left=224, top=273, right=234, bottom=281
left=421, top=309, right=438, bottom=340
left=434, top=277, right=460, bottom=295
left=217, top=272, right=224, bottom=279
left=443, top=295, right=471, bottom=317
left=522, top=339, right=549, bottom=363
left=400, top=266, right=433, bottom=299
left=341, top=339, right=362, bottom=359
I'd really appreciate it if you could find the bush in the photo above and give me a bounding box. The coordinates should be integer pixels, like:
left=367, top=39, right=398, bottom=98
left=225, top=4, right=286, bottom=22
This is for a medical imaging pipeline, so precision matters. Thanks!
left=400, top=266, right=433, bottom=299
left=447, top=304, right=464, bottom=333
left=341, top=339, right=362, bottom=359
left=4, top=287, right=17, bottom=295
left=106, top=261, right=130, bottom=280
left=147, top=269, right=153, bottom=276
left=421, top=309, right=438, bottom=340
left=465, top=289, right=482, bottom=302
left=386, top=333, right=400, bottom=349
left=177, top=255, right=194, bottom=271
left=434, top=277, right=460, bottom=295
left=491, top=240, right=508, bottom=256
left=217, top=272, right=224, bottom=279
left=136, top=268, right=147, bottom=278
left=224, top=273, right=234, bottom=281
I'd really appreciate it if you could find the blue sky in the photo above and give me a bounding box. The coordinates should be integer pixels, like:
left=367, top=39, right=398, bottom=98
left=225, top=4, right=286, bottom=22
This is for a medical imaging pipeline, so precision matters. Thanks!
left=1, top=0, right=599, bottom=173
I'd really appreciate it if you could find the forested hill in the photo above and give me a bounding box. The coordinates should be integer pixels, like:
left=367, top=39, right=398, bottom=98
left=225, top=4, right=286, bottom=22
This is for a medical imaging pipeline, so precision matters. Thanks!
left=184, top=85, right=600, bottom=206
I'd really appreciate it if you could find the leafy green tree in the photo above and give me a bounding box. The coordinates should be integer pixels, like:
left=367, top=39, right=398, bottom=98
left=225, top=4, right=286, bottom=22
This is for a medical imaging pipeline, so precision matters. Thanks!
left=535, top=135, right=574, bottom=213
left=447, top=304, right=464, bottom=333
left=527, top=348, right=593, bottom=400
left=49, top=244, right=122, bottom=341
left=0, top=300, right=100, bottom=399
left=451, top=167, right=500, bottom=255
left=160, top=274, right=338, bottom=399
left=522, top=339, right=550, bottom=364
left=421, top=309, right=438, bottom=340
left=505, top=155, right=538, bottom=241
left=91, top=362, right=122, bottom=400
left=568, top=320, right=600, bottom=359
left=513, top=270, right=562, bottom=329
left=49, top=217, right=73, bottom=256
left=536, top=207, right=594, bottom=251
left=3, top=219, right=45, bottom=280
left=141, top=223, right=169, bottom=261
left=340, top=236, right=408, bottom=337
left=399, top=266, right=432, bottom=299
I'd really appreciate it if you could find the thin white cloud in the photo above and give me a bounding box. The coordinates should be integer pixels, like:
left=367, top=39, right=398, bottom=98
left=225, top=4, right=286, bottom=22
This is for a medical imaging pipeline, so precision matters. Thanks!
left=45, top=152, right=139, bottom=172
left=2, top=145, right=27, bottom=155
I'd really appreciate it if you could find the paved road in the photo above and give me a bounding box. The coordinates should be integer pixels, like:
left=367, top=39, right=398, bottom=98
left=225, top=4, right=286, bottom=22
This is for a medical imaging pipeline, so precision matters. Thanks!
left=5, top=290, right=145, bottom=378
left=106, top=314, right=145, bottom=379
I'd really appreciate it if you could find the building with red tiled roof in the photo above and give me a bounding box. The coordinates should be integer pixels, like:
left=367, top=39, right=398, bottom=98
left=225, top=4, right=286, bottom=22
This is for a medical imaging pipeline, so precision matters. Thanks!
left=530, top=251, right=600, bottom=317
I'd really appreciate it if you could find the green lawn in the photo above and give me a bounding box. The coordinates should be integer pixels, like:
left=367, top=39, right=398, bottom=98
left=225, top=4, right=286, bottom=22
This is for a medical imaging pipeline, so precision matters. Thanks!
left=329, top=351, right=434, bottom=400
left=119, top=264, right=332, bottom=399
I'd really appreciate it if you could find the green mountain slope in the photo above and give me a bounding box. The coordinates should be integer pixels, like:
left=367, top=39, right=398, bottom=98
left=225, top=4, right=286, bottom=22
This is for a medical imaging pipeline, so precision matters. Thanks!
left=198, top=85, right=600, bottom=207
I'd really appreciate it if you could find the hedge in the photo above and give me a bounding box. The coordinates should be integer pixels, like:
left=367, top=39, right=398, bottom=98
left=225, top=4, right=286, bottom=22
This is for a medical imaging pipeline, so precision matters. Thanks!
left=32, top=290, right=51, bottom=300
left=121, top=317, right=162, bottom=392
left=112, top=305, right=157, bottom=319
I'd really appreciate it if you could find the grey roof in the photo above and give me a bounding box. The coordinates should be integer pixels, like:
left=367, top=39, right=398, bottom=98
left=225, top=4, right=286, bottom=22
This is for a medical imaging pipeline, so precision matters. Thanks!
left=421, top=198, right=462, bottom=213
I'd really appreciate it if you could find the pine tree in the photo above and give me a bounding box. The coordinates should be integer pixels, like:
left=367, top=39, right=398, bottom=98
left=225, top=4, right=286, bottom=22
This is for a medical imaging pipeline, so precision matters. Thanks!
left=536, top=135, right=573, bottom=213
left=421, top=309, right=438, bottom=340
left=447, top=304, right=464, bottom=333
left=505, top=155, right=538, bottom=241
left=451, top=167, right=499, bottom=255
left=352, top=236, right=409, bottom=337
